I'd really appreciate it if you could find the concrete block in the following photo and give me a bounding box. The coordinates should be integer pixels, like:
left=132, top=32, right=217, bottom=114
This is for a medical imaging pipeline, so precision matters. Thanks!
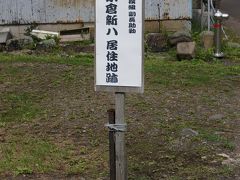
left=201, top=31, right=214, bottom=50
left=60, top=34, right=90, bottom=42
left=146, top=33, right=168, bottom=52
left=31, top=30, right=59, bottom=40
left=59, top=27, right=92, bottom=42
left=169, top=30, right=192, bottom=46
left=177, top=42, right=196, bottom=60
left=0, top=28, right=12, bottom=44
left=6, top=36, right=34, bottom=51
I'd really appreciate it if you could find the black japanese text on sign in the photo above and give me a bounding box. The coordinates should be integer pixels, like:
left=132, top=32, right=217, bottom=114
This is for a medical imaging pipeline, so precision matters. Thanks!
left=106, top=0, right=119, bottom=84
left=95, top=0, right=144, bottom=92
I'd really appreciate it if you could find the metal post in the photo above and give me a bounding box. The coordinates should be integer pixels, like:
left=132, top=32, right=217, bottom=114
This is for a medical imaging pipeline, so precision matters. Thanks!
left=208, top=0, right=211, bottom=31
left=115, top=92, right=127, bottom=180
left=214, top=17, right=223, bottom=57
left=213, top=10, right=229, bottom=58
left=108, top=109, right=116, bottom=180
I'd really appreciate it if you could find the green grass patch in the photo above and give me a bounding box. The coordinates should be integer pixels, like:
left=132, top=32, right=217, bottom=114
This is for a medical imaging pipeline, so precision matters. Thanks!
left=200, top=132, right=235, bottom=151
left=0, top=53, right=93, bottom=66
left=67, top=159, right=87, bottom=174
left=145, top=54, right=240, bottom=87
left=0, top=136, right=68, bottom=175
left=170, top=165, right=234, bottom=180
left=224, top=46, right=240, bottom=61
left=65, top=40, right=94, bottom=46
left=0, top=52, right=239, bottom=89
left=0, top=92, right=41, bottom=123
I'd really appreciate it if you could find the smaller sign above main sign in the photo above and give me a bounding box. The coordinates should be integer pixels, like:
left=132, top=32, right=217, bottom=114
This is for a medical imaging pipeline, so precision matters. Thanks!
left=95, top=0, right=144, bottom=93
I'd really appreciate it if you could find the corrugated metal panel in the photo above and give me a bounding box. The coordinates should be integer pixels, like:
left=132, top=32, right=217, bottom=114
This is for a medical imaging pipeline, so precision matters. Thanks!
left=145, top=0, right=192, bottom=20
left=0, top=0, right=191, bottom=25
left=0, top=0, right=95, bottom=24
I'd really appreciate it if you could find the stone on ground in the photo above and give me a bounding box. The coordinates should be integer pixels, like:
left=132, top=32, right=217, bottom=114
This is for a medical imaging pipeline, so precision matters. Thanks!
left=201, top=31, right=214, bottom=49
left=218, top=153, right=240, bottom=167
left=181, top=128, right=199, bottom=138
left=177, top=41, right=196, bottom=60
left=36, top=39, right=56, bottom=51
left=209, top=114, right=224, bottom=121
left=6, top=38, right=21, bottom=51
left=146, top=33, right=168, bottom=52
left=6, top=36, right=34, bottom=51
left=169, top=30, right=192, bottom=46
left=227, top=42, right=240, bottom=48
left=19, top=36, right=34, bottom=47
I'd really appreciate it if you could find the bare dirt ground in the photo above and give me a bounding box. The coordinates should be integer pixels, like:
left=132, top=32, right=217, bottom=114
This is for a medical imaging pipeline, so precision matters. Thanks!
left=0, top=54, right=239, bottom=179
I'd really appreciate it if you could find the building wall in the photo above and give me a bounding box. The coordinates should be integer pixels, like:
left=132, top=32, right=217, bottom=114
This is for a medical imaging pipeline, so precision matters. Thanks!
left=0, top=0, right=192, bottom=36
left=0, top=0, right=95, bottom=25
left=0, top=0, right=192, bottom=25
left=145, top=0, right=192, bottom=20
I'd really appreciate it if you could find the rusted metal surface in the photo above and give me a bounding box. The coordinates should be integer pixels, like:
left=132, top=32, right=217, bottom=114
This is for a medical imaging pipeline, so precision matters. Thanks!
left=0, top=0, right=191, bottom=25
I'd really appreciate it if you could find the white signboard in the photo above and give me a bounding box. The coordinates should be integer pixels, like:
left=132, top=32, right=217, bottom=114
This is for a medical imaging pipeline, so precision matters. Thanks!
left=95, top=0, right=144, bottom=93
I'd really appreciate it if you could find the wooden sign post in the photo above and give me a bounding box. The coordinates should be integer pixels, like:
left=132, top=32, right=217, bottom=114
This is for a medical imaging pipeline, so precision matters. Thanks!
left=95, top=0, right=144, bottom=179
left=115, top=92, right=127, bottom=179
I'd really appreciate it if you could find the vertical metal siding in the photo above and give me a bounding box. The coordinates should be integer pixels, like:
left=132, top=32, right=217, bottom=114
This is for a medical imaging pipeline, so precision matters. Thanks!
left=0, top=0, right=95, bottom=24
left=0, top=0, right=191, bottom=25
left=145, top=0, right=192, bottom=20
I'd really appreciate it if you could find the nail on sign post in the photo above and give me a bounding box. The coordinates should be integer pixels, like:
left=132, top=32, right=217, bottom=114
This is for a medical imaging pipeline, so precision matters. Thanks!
left=95, top=0, right=144, bottom=179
